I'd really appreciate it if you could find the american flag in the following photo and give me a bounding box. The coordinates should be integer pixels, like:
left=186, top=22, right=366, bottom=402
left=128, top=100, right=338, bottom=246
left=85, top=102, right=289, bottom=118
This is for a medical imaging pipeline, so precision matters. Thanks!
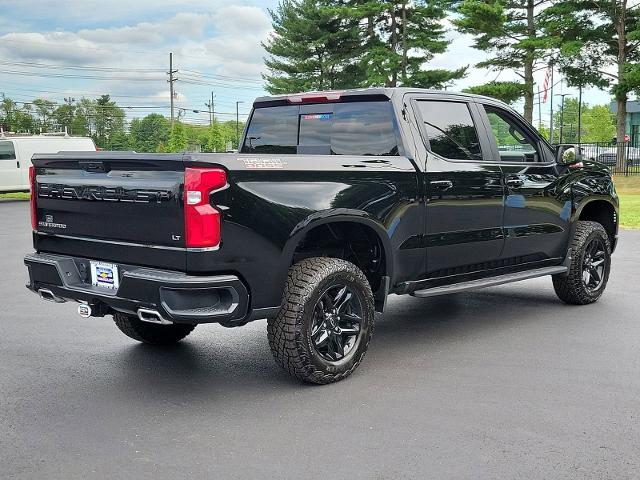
left=542, top=67, right=552, bottom=103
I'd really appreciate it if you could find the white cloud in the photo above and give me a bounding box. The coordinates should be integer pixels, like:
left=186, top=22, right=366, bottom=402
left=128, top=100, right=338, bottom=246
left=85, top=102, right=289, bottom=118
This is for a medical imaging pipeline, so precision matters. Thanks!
left=202, top=6, right=272, bottom=77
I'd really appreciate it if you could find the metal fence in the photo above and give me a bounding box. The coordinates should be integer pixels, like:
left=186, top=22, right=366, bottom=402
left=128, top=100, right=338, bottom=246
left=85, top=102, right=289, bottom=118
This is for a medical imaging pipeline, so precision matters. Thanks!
left=575, top=142, right=640, bottom=176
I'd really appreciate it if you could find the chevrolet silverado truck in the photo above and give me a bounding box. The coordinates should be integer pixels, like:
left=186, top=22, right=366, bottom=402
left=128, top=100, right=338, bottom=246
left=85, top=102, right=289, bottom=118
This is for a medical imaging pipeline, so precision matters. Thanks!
left=24, top=88, right=618, bottom=384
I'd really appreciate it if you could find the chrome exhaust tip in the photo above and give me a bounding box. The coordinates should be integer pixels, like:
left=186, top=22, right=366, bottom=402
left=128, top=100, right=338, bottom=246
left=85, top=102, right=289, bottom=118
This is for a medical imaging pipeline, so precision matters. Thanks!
left=137, top=308, right=172, bottom=325
left=38, top=288, right=66, bottom=303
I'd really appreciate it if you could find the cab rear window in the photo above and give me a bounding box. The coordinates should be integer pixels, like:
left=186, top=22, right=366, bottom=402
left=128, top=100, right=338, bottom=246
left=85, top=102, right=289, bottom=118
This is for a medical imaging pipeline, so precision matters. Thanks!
left=241, top=101, right=400, bottom=156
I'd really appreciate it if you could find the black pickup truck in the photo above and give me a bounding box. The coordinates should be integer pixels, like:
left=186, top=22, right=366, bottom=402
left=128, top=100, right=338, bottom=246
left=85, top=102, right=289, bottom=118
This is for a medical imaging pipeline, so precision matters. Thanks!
left=25, top=88, right=618, bottom=384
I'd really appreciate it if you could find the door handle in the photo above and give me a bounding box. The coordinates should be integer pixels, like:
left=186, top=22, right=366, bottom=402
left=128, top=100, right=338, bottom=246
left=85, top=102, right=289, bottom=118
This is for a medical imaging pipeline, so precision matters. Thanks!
left=506, top=177, right=524, bottom=188
left=16, top=160, right=20, bottom=168
left=430, top=180, right=453, bottom=191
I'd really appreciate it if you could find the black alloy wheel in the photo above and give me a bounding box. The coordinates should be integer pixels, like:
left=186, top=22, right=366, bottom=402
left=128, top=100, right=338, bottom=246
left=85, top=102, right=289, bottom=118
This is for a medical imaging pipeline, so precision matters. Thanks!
left=581, top=237, right=607, bottom=292
left=310, top=284, right=363, bottom=362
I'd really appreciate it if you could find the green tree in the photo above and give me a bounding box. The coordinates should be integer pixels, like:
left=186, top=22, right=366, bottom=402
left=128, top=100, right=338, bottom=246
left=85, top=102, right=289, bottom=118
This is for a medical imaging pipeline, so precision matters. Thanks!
left=542, top=0, right=640, bottom=154
left=463, top=81, right=527, bottom=104
left=263, top=0, right=365, bottom=93
left=0, top=97, right=18, bottom=131
left=205, top=121, right=227, bottom=152
left=552, top=98, right=616, bottom=143
left=167, top=122, right=188, bottom=152
left=32, top=98, right=56, bottom=132
left=14, top=105, right=36, bottom=132
left=52, top=104, right=75, bottom=134
left=582, top=105, right=616, bottom=143
left=129, top=114, right=170, bottom=152
left=107, top=131, right=132, bottom=151
left=73, top=98, right=95, bottom=137
left=454, top=0, right=551, bottom=122
left=93, top=95, right=125, bottom=148
left=352, top=0, right=466, bottom=88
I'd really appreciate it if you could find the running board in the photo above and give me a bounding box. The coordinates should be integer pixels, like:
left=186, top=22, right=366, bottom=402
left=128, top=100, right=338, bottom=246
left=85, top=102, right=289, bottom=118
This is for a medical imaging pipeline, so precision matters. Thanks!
left=410, top=266, right=568, bottom=298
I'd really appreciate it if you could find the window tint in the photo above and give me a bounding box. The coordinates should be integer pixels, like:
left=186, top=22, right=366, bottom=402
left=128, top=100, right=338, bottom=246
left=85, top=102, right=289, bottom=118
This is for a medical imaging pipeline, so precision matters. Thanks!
left=0, top=141, right=16, bottom=160
left=242, top=105, right=298, bottom=154
left=241, top=101, right=399, bottom=156
left=416, top=101, right=482, bottom=160
left=484, top=107, right=540, bottom=162
left=330, top=102, right=398, bottom=155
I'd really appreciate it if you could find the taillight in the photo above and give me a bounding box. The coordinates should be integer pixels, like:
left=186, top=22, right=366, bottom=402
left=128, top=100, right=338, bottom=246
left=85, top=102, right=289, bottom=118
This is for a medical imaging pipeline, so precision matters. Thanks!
left=184, top=167, right=227, bottom=249
left=29, top=166, right=37, bottom=231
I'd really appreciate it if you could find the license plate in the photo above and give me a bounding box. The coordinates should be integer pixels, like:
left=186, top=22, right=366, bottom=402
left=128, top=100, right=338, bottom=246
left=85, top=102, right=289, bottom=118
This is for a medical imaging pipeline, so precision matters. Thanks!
left=90, top=261, right=119, bottom=290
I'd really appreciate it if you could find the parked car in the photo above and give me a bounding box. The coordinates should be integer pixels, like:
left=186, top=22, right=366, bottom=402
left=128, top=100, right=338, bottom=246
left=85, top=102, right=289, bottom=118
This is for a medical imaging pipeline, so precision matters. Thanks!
left=0, top=133, right=96, bottom=192
left=578, top=143, right=640, bottom=167
left=24, top=88, right=618, bottom=384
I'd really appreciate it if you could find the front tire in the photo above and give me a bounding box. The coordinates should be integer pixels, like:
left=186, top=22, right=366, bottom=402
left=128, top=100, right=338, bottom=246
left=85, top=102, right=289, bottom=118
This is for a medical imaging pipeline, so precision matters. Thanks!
left=113, top=312, right=196, bottom=345
left=553, top=221, right=612, bottom=305
left=267, top=258, right=375, bottom=384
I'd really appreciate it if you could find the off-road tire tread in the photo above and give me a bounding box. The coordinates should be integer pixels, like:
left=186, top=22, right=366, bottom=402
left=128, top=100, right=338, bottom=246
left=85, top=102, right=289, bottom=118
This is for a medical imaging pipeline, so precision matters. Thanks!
left=113, top=312, right=195, bottom=345
left=553, top=220, right=611, bottom=305
left=267, top=257, right=375, bottom=384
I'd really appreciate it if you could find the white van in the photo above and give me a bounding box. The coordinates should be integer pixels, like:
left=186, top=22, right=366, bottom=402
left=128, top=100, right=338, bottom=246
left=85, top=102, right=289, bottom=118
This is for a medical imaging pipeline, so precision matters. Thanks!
left=0, top=134, right=96, bottom=192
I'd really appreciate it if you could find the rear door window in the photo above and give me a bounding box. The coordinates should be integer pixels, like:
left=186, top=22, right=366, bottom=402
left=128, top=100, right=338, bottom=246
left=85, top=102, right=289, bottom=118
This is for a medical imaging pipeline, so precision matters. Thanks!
left=241, top=101, right=399, bottom=156
left=415, top=100, right=483, bottom=161
left=0, top=141, right=16, bottom=160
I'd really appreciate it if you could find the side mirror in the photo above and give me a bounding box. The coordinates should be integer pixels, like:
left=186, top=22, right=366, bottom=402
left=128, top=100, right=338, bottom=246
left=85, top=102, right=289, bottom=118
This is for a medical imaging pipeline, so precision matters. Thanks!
left=556, top=144, right=582, bottom=165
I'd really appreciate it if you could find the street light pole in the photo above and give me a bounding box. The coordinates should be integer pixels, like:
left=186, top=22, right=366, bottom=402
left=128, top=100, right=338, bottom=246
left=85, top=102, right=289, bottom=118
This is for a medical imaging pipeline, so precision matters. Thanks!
left=577, top=85, right=583, bottom=145
left=555, top=93, right=571, bottom=144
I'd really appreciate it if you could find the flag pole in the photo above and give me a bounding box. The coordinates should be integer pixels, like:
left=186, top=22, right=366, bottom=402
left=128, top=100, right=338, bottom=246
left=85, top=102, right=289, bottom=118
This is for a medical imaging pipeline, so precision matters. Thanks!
left=549, top=62, right=555, bottom=144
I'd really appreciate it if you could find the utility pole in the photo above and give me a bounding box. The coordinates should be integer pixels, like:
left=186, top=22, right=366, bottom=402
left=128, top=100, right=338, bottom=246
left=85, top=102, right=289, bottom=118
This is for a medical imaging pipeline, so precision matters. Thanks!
left=64, top=97, right=75, bottom=135
left=205, top=92, right=215, bottom=126
left=236, top=101, right=244, bottom=148
left=555, top=93, right=571, bottom=144
left=168, top=52, right=178, bottom=129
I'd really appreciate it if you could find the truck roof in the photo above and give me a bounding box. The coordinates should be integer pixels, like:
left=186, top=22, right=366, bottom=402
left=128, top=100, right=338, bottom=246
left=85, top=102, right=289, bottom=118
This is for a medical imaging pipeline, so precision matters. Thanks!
left=253, top=87, right=505, bottom=107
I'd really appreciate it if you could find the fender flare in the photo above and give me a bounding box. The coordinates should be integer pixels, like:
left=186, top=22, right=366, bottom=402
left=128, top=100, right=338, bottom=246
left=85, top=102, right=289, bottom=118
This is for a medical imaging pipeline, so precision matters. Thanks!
left=567, top=196, right=619, bottom=257
left=279, top=208, right=395, bottom=284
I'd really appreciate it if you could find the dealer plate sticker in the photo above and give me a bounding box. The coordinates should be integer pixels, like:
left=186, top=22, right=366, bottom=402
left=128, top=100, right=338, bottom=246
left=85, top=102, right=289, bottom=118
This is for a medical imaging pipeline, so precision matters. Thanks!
left=90, top=261, right=119, bottom=290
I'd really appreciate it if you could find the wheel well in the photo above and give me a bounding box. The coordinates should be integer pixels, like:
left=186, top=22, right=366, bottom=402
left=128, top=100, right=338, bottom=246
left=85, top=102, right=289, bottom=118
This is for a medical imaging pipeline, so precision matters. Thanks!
left=578, top=201, right=616, bottom=245
left=292, top=222, right=387, bottom=294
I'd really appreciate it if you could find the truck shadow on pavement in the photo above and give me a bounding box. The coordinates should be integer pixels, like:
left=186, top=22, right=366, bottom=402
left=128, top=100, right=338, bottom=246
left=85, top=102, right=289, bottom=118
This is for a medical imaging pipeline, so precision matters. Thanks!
left=107, top=285, right=568, bottom=396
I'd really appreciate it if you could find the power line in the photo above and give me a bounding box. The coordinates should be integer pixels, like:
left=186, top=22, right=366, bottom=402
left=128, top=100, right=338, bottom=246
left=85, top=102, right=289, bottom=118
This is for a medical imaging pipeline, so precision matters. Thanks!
left=0, top=69, right=165, bottom=81
left=0, top=60, right=164, bottom=73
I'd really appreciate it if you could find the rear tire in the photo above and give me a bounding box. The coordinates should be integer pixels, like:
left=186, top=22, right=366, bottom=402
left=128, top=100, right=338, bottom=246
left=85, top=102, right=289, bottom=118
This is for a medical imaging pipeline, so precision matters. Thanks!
left=553, top=221, right=611, bottom=305
left=113, top=312, right=195, bottom=345
left=267, top=257, right=375, bottom=384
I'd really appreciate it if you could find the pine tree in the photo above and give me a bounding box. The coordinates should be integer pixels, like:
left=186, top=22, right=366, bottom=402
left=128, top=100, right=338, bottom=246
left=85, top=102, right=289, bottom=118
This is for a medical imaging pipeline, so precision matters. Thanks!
left=350, top=0, right=466, bottom=88
left=463, top=81, right=527, bottom=104
left=263, top=0, right=365, bottom=94
left=542, top=0, right=640, bottom=154
left=454, top=0, right=551, bottom=122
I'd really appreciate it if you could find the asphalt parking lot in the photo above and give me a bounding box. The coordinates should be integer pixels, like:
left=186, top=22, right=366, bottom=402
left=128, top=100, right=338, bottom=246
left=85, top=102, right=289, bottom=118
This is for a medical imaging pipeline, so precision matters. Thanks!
left=1, top=200, right=639, bottom=479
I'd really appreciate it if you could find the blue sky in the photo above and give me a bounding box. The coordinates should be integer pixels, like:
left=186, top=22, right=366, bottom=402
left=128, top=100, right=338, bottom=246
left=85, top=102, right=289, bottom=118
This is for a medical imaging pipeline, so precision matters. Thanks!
left=0, top=0, right=613, bottom=128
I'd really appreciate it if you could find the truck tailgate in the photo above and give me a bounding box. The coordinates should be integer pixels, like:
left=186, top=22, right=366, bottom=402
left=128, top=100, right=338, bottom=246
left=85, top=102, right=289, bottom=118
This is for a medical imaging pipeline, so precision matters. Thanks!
left=32, top=152, right=186, bottom=270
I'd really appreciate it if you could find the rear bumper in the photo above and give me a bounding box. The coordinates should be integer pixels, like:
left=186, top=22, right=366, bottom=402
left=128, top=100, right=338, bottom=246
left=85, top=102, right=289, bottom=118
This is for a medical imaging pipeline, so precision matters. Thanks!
left=24, top=252, right=263, bottom=325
